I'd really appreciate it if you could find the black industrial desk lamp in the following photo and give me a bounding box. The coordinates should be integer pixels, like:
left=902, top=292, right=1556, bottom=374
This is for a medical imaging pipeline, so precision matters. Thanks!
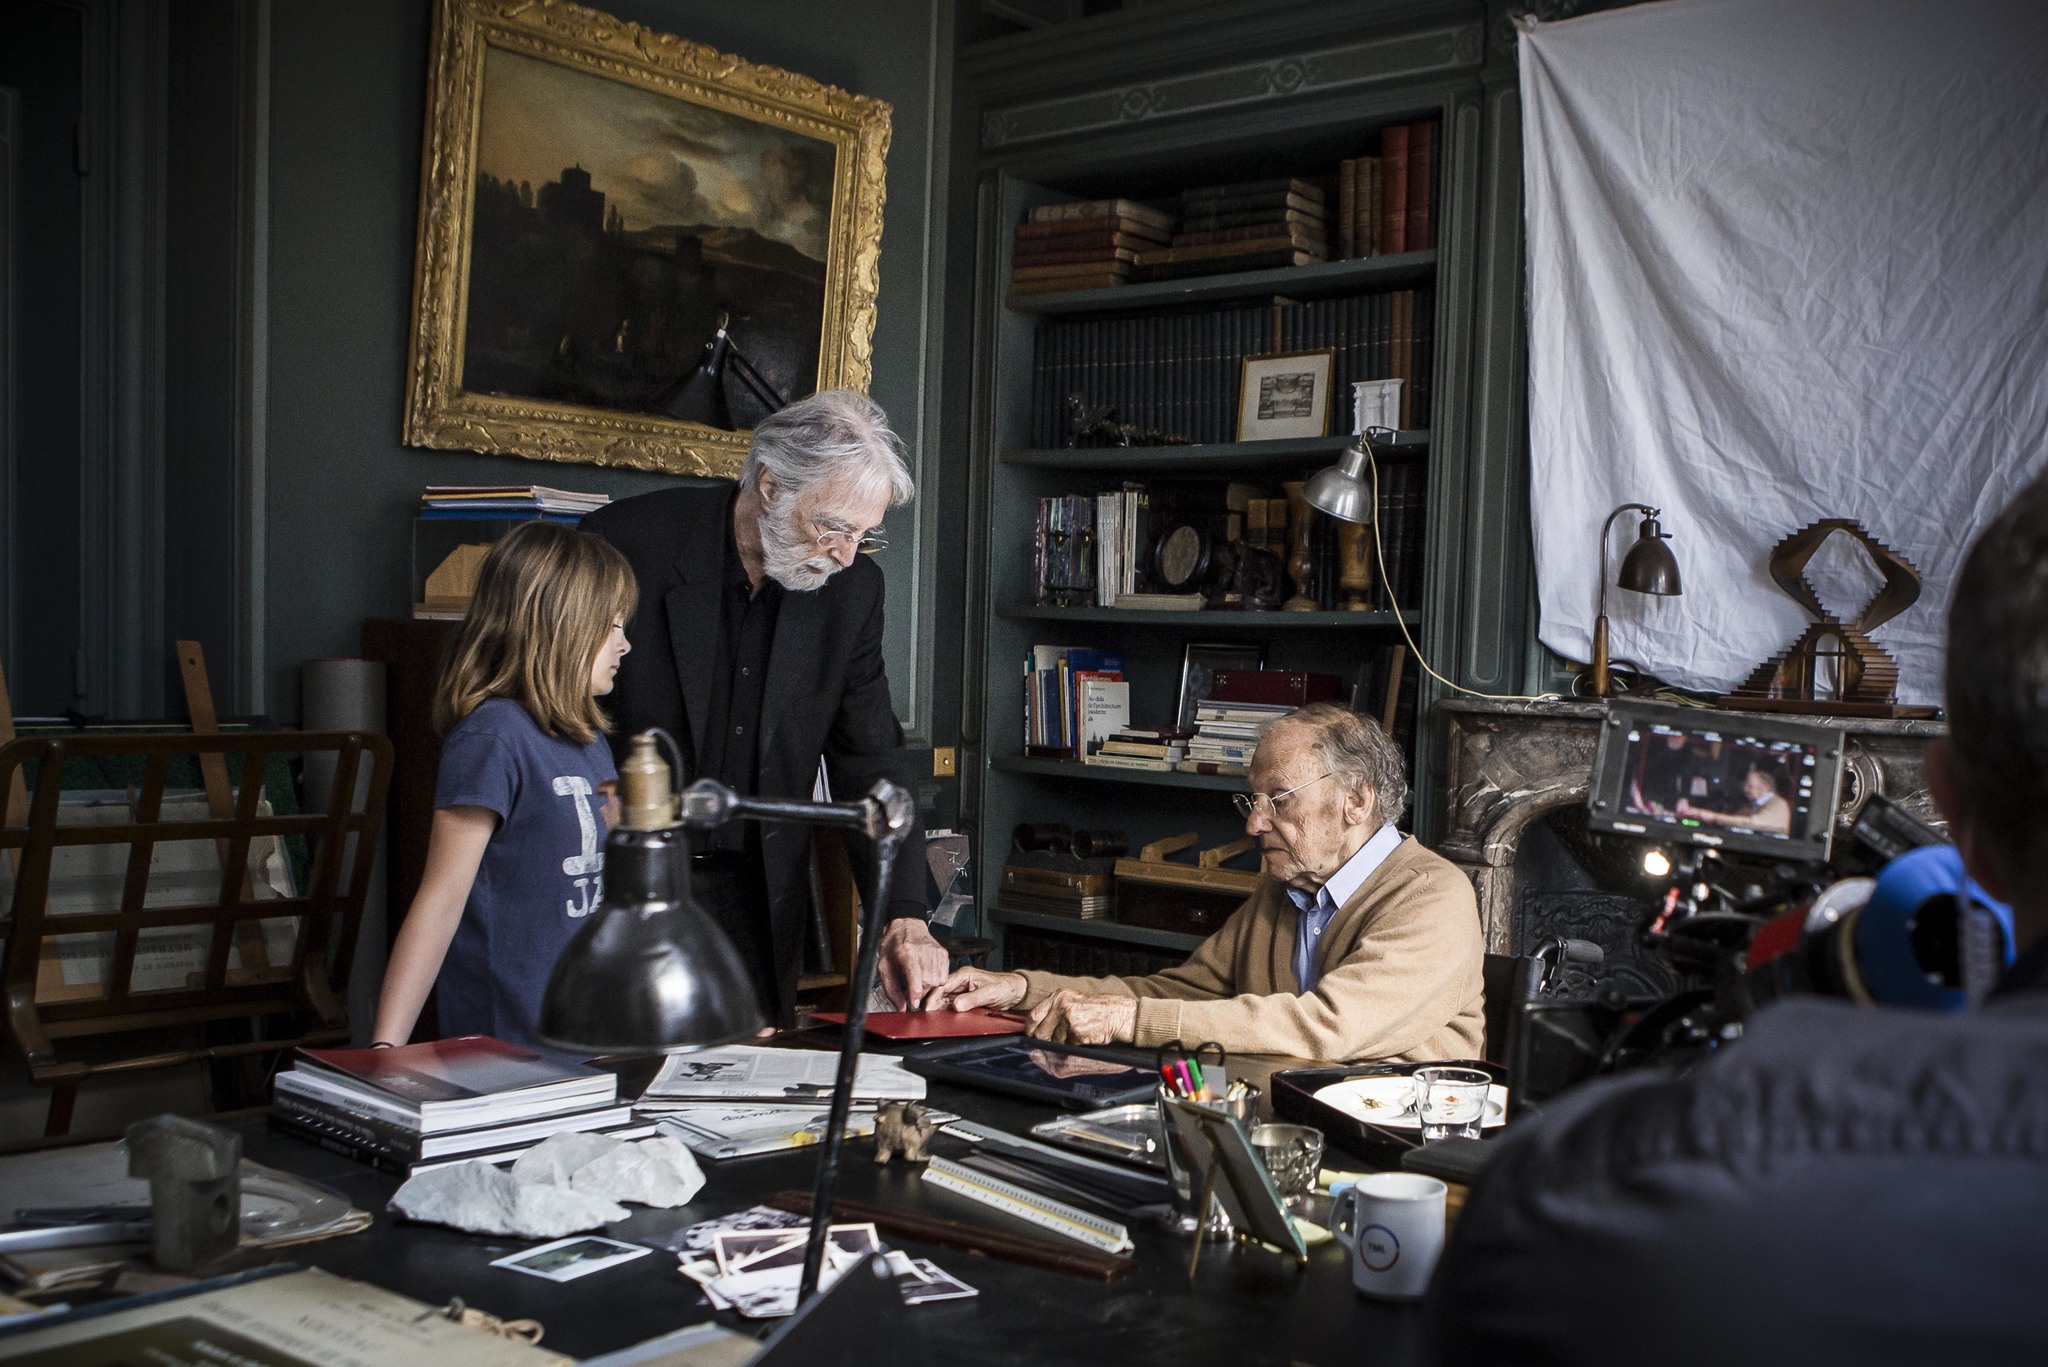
left=539, top=730, right=914, bottom=1302
left=654, top=311, right=788, bottom=429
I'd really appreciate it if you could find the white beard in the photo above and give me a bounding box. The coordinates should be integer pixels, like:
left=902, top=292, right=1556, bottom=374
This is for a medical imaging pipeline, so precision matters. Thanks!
left=759, top=497, right=844, bottom=592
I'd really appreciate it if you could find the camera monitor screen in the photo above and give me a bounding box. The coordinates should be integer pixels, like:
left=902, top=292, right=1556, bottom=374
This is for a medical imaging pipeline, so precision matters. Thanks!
left=1587, top=701, right=1845, bottom=862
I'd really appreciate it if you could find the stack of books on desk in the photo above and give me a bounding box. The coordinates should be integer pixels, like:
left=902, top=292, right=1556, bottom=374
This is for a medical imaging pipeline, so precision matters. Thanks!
left=270, top=1035, right=649, bottom=1177
left=1178, top=699, right=1292, bottom=776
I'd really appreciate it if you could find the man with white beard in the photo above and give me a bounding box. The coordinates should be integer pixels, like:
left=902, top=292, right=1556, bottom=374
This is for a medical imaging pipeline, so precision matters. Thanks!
left=582, top=389, right=948, bottom=1025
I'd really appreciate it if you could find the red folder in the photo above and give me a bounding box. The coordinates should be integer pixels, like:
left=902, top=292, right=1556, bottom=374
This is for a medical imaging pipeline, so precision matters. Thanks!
left=807, top=1008, right=1027, bottom=1041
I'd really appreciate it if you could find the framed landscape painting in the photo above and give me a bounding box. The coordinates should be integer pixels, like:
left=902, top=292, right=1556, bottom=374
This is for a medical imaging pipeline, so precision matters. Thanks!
left=403, top=0, right=891, bottom=477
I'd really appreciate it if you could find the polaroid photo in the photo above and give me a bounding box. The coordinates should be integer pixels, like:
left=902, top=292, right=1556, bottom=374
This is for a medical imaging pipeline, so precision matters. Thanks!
left=709, top=1265, right=801, bottom=1320
left=714, top=1229, right=806, bottom=1276
left=901, top=1259, right=978, bottom=1305
left=668, top=1205, right=806, bottom=1255
left=492, top=1235, right=652, bottom=1282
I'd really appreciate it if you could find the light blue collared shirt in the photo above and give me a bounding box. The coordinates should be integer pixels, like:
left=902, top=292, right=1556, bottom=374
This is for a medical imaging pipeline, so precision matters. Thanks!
left=1284, top=823, right=1404, bottom=993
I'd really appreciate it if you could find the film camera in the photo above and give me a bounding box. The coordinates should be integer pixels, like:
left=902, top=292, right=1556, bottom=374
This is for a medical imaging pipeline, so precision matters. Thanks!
left=1512, top=701, right=2012, bottom=1100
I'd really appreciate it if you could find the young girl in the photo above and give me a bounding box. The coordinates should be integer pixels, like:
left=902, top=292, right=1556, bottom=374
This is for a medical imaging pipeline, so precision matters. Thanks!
left=372, top=521, right=637, bottom=1050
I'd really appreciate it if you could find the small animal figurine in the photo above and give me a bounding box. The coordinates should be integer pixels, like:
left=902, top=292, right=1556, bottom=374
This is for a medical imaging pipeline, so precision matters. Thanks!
left=873, top=1100, right=939, bottom=1165
left=1064, top=394, right=1190, bottom=448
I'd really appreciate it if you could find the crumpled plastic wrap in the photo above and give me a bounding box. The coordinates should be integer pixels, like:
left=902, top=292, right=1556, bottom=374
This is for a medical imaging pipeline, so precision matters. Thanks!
left=389, top=1132, right=707, bottom=1238
left=511, top=1133, right=706, bottom=1207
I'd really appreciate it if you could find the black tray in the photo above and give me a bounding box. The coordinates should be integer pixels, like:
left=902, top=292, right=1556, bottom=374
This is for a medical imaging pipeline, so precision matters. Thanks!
left=1269, top=1059, right=1508, bottom=1169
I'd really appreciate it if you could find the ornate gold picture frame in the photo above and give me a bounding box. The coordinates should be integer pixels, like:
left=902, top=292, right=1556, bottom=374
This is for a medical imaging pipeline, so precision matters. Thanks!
left=404, top=0, right=891, bottom=477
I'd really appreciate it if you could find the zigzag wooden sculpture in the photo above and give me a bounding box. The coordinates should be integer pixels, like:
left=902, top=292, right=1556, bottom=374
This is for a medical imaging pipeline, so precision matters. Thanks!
left=1721, top=519, right=1932, bottom=718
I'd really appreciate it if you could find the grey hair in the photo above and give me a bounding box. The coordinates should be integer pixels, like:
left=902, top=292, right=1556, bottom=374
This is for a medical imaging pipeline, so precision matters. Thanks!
left=740, top=388, right=914, bottom=511
left=1278, top=701, right=1409, bottom=827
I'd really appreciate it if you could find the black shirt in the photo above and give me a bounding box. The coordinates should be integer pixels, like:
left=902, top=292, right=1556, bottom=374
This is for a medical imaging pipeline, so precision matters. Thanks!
left=699, top=491, right=781, bottom=853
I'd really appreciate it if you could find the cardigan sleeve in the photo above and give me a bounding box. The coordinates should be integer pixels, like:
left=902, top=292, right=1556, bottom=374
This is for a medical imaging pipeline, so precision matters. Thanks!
left=1137, top=862, right=1482, bottom=1061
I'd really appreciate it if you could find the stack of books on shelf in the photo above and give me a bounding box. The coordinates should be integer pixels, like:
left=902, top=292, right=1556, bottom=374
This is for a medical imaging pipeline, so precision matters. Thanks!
left=1011, top=198, right=1176, bottom=297
left=1024, top=645, right=1126, bottom=757
left=1085, top=725, right=1192, bottom=772
left=1093, top=485, right=1147, bottom=607
left=1132, top=178, right=1328, bottom=283
left=270, top=1036, right=647, bottom=1177
left=1336, top=120, right=1439, bottom=260
left=1180, top=699, right=1293, bottom=776
left=635, top=1045, right=935, bottom=1159
left=420, top=485, right=611, bottom=518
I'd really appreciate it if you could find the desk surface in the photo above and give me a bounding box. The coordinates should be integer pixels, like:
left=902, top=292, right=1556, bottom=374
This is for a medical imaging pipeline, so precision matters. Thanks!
left=241, top=1071, right=1427, bottom=1367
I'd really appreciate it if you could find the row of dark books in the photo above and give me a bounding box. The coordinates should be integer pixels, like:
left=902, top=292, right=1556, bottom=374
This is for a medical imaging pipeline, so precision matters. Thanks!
left=270, top=1035, right=652, bottom=1178
left=1029, top=288, right=1435, bottom=448
left=1336, top=120, right=1440, bottom=260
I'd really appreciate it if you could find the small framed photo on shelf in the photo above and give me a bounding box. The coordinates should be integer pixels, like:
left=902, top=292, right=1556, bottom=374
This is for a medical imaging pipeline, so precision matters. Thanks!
left=1352, top=378, right=1405, bottom=434
left=1236, top=350, right=1335, bottom=442
left=1178, top=642, right=1267, bottom=731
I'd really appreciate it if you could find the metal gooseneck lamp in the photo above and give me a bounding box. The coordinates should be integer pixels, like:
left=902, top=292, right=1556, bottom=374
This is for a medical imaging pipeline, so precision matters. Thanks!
left=1592, top=503, right=1683, bottom=696
left=539, top=730, right=914, bottom=1303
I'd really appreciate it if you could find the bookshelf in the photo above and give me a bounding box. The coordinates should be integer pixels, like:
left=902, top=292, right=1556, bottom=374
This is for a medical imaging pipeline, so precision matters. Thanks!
left=957, top=2, right=1532, bottom=973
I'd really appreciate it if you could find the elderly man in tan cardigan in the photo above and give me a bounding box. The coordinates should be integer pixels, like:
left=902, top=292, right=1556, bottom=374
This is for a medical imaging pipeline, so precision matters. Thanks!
left=925, top=702, right=1485, bottom=1062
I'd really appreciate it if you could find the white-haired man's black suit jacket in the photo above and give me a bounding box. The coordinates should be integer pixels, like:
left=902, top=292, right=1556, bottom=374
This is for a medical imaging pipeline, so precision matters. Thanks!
left=582, top=483, right=927, bottom=1020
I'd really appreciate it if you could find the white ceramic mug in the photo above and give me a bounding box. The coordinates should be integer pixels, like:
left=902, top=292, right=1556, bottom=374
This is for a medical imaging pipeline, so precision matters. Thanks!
left=1328, top=1173, right=1447, bottom=1300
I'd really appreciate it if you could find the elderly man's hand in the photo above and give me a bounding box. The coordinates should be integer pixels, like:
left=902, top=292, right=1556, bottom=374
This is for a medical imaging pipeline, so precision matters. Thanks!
left=919, top=966, right=1028, bottom=1014
left=877, top=919, right=951, bottom=1010
left=1027, top=990, right=1139, bottom=1046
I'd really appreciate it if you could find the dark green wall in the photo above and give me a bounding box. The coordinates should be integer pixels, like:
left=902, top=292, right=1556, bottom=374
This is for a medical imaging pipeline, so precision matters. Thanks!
left=263, top=0, right=958, bottom=750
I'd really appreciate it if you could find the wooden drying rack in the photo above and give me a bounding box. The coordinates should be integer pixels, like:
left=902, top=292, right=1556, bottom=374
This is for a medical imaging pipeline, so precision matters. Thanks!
left=0, top=660, right=390, bottom=1135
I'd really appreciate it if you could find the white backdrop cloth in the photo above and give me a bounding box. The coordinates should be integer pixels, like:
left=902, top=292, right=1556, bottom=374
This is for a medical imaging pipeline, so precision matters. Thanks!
left=1520, top=0, right=2048, bottom=704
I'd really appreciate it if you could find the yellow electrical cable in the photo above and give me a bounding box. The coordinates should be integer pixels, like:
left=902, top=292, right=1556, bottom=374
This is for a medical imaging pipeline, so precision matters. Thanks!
left=1358, top=432, right=1560, bottom=704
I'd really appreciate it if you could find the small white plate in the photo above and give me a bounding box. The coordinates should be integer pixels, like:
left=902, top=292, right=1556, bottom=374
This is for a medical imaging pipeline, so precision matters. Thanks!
left=1313, top=1075, right=1508, bottom=1130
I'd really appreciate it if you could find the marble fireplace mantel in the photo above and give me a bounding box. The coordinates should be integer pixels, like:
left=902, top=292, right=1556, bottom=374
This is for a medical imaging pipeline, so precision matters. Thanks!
left=1436, top=698, right=1948, bottom=953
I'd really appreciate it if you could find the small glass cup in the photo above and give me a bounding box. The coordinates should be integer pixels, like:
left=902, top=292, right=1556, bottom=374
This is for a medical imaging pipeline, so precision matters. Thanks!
left=1412, top=1066, right=1491, bottom=1142
left=1250, top=1122, right=1325, bottom=1207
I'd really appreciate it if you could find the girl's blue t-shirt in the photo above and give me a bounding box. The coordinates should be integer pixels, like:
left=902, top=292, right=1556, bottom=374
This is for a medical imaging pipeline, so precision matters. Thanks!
left=433, top=696, right=616, bottom=1048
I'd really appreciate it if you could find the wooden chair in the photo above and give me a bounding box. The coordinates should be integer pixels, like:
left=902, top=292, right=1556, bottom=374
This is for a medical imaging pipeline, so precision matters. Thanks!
left=0, top=730, right=390, bottom=1134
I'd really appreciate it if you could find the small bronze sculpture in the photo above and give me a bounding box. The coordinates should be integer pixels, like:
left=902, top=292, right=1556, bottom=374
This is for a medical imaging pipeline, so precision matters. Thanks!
left=873, top=1100, right=939, bottom=1165
left=1065, top=395, right=1189, bottom=448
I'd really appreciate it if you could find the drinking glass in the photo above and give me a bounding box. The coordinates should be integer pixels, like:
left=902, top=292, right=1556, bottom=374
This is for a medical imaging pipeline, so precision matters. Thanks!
left=1411, top=1066, right=1491, bottom=1141
left=1249, top=1123, right=1325, bottom=1205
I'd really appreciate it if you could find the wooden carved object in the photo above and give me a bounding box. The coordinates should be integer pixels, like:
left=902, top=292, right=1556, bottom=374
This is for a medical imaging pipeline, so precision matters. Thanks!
left=1723, top=519, right=1924, bottom=717
left=1336, top=522, right=1375, bottom=611
left=1281, top=482, right=1317, bottom=612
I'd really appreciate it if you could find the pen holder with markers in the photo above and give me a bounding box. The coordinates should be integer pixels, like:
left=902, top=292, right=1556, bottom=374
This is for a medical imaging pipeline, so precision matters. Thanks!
left=1156, top=1082, right=1258, bottom=1240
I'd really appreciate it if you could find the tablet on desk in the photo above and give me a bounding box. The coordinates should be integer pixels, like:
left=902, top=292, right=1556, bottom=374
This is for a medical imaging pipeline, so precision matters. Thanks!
left=903, top=1037, right=1160, bottom=1110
